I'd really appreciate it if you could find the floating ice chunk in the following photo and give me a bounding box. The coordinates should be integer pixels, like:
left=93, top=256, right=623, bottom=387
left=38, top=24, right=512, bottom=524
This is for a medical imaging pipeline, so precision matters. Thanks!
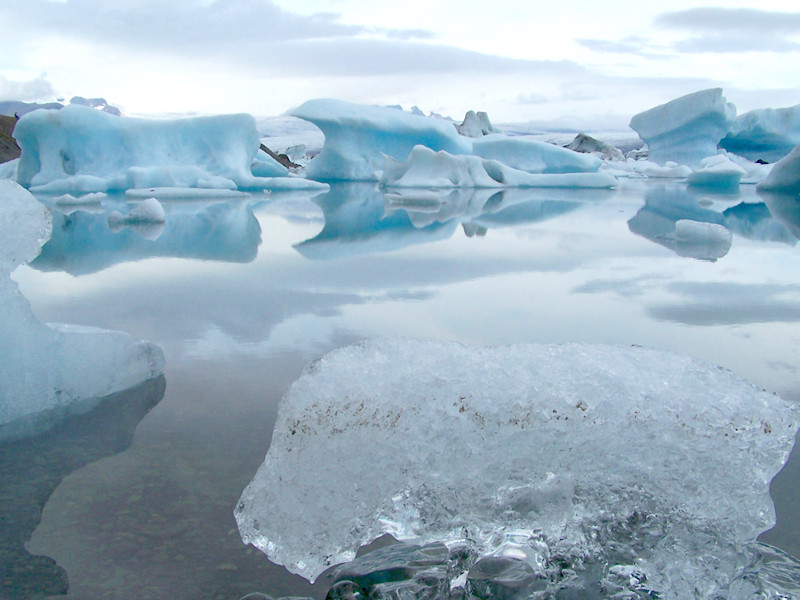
left=456, top=110, right=497, bottom=138
left=687, top=154, right=746, bottom=189
left=381, top=146, right=616, bottom=189
left=12, top=105, right=293, bottom=194
left=633, top=160, right=692, bottom=178
left=0, top=180, right=165, bottom=440
left=472, top=134, right=602, bottom=174
left=235, top=338, right=798, bottom=599
left=756, top=144, right=800, bottom=194
left=291, top=99, right=472, bottom=181
left=52, top=192, right=107, bottom=207
left=629, top=88, right=736, bottom=167
left=720, top=103, right=800, bottom=163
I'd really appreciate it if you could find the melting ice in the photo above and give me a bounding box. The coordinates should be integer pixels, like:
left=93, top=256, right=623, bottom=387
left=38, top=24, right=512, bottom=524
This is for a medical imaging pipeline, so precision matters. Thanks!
left=236, top=338, right=799, bottom=599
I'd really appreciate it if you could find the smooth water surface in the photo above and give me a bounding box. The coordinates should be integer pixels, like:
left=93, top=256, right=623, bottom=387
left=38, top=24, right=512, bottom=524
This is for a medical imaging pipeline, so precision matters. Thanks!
left=5, top=180, right=800, bottom=599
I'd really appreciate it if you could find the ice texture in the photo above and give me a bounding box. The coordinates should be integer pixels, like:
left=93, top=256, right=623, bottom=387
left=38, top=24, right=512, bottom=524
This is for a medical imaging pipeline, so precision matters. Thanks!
left=12, top=104, right=304, bottom=194
left=756, top=144, right=800, bottom=194
left=291, top=99, right=472, bottom=181
left=720, top=103, right=800, bottom=163
left=381, top=146, right=616, bottom=189
left=472, top=134, right=603, bottom=174
left=629, top=88, right=736, bottom=167
left=0, top=180, right=165, bottom=440
left=235, top=338, right=799, bottom=599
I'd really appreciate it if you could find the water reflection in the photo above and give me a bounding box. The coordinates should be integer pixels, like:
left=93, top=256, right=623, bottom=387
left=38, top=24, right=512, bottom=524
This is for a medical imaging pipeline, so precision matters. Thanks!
left=0, top=376, right=165, bottom=599
left=761, top=192, right=800, bottom=241
left=31, top=198, right=263, bottom=275
left=295, top=183, right=607, bottom=259
left=628, top=185, right=732, bottom=260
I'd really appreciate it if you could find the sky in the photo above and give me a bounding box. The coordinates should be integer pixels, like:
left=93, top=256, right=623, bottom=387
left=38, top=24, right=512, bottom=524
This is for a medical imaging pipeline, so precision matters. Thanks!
left=1, top=0, right=799, bottom=129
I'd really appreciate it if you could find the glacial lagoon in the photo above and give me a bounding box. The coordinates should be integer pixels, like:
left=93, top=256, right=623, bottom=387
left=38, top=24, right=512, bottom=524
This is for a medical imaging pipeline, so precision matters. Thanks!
left=4, top=179, right=800, bottom=599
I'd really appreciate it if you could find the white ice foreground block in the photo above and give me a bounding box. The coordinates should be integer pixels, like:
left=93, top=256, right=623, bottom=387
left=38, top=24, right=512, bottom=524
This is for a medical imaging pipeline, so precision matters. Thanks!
left=236, top=338, right=798, bottom=599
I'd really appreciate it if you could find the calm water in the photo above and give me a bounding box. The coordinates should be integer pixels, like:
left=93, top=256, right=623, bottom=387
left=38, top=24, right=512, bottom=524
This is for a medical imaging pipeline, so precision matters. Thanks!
left=5, top=179, right=800, bottom=599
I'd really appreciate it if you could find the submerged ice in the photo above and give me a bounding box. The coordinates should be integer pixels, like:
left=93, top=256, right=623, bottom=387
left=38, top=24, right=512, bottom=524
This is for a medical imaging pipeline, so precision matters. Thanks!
left=236, top=338, right=799, bottom=599
left=0, top=180, right=165, bottom=440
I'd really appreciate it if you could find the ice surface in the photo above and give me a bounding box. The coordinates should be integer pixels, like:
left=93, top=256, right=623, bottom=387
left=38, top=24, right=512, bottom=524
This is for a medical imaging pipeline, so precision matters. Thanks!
left=629, top=88, right=736, bottom=167
left=687, top=154, right=746, bottom=189
left=756, top=144, right=800, bottom=194
left=0, top=180, right=165, bottom=440
left=472, top=134, right=602, bottom=174
left=12, top=105, right=307, bottom=194
left=291, top=99, right=472, bottom=181
left=381, top=146, right=616, bottom=189
left=720, top=104, right=800, bottom=163
left=236, top=338, right=799, bottom=599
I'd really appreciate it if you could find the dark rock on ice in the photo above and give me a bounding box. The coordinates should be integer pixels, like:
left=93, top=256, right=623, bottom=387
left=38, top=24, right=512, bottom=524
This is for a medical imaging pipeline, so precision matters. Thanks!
left=566, top=133, right=624, bottom=161
left=260, top=143, right=301, bottom=169
left=0, top=114, right=20, bottom=163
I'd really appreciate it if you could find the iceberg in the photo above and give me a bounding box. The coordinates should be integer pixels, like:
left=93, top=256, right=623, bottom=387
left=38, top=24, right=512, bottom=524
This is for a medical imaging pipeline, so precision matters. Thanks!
left=756, top=144, right=800, bottom=194
left=291, top=99, right=472, bottom=181
left=235, top=338, right=799, bottom=599
left=720, top=104, right=800, bottom=163
left=629, top=88, right=736, bottom=167
left=381, top=146, right=616, bottom=189
left=472, top=134, right=603, bottom=174
left=0, top=180, right=165, bottom=440
left=11, top=105, right=313, bottom=194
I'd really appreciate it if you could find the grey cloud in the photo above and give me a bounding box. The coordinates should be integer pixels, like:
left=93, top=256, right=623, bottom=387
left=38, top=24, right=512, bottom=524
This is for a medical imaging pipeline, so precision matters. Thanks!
left=0, top=75, right=55, bottom=102
left=655, top=8, right=800, bottom=34
left=655, top=7, right=800, bottom=54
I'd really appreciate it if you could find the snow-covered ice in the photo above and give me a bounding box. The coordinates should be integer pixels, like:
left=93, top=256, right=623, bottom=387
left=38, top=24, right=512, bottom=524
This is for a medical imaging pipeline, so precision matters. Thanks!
left=757, top=144, right=800, bottom=194
left=235, top=338, right=798, bottom=599
left=0, top=180, right=165, bottom=440
left=629, top=88, right=736, bottom=167
left=12, top=105, right=318, bottom=194
left=291, top=99, right=472, bottom=181
left=456, top=110, right=497, bottom=138
left=720, top=103, right=800, bottom=163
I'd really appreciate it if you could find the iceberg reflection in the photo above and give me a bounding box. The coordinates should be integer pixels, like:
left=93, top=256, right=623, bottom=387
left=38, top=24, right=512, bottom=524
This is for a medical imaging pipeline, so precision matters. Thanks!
left=30, top=197, right=263, bottom=275
left=295, top=183, right=605, bottom=260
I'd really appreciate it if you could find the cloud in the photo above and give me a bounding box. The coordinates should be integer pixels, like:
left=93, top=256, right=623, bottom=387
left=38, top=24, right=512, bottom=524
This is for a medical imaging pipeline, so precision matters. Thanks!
left=577, top=36, right=669, bottom=59
left=0, top=0, right=589, bottom=80
left=655, top=7, right=800, bottom=54
left=655, top=8, right=800, bottom=34
left=0, top=74, right=56, bottom=102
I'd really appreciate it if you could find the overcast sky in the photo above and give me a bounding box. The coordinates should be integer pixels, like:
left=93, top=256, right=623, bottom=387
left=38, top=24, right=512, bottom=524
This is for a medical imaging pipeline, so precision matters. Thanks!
left=1, top=0, right=799, bottom=128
